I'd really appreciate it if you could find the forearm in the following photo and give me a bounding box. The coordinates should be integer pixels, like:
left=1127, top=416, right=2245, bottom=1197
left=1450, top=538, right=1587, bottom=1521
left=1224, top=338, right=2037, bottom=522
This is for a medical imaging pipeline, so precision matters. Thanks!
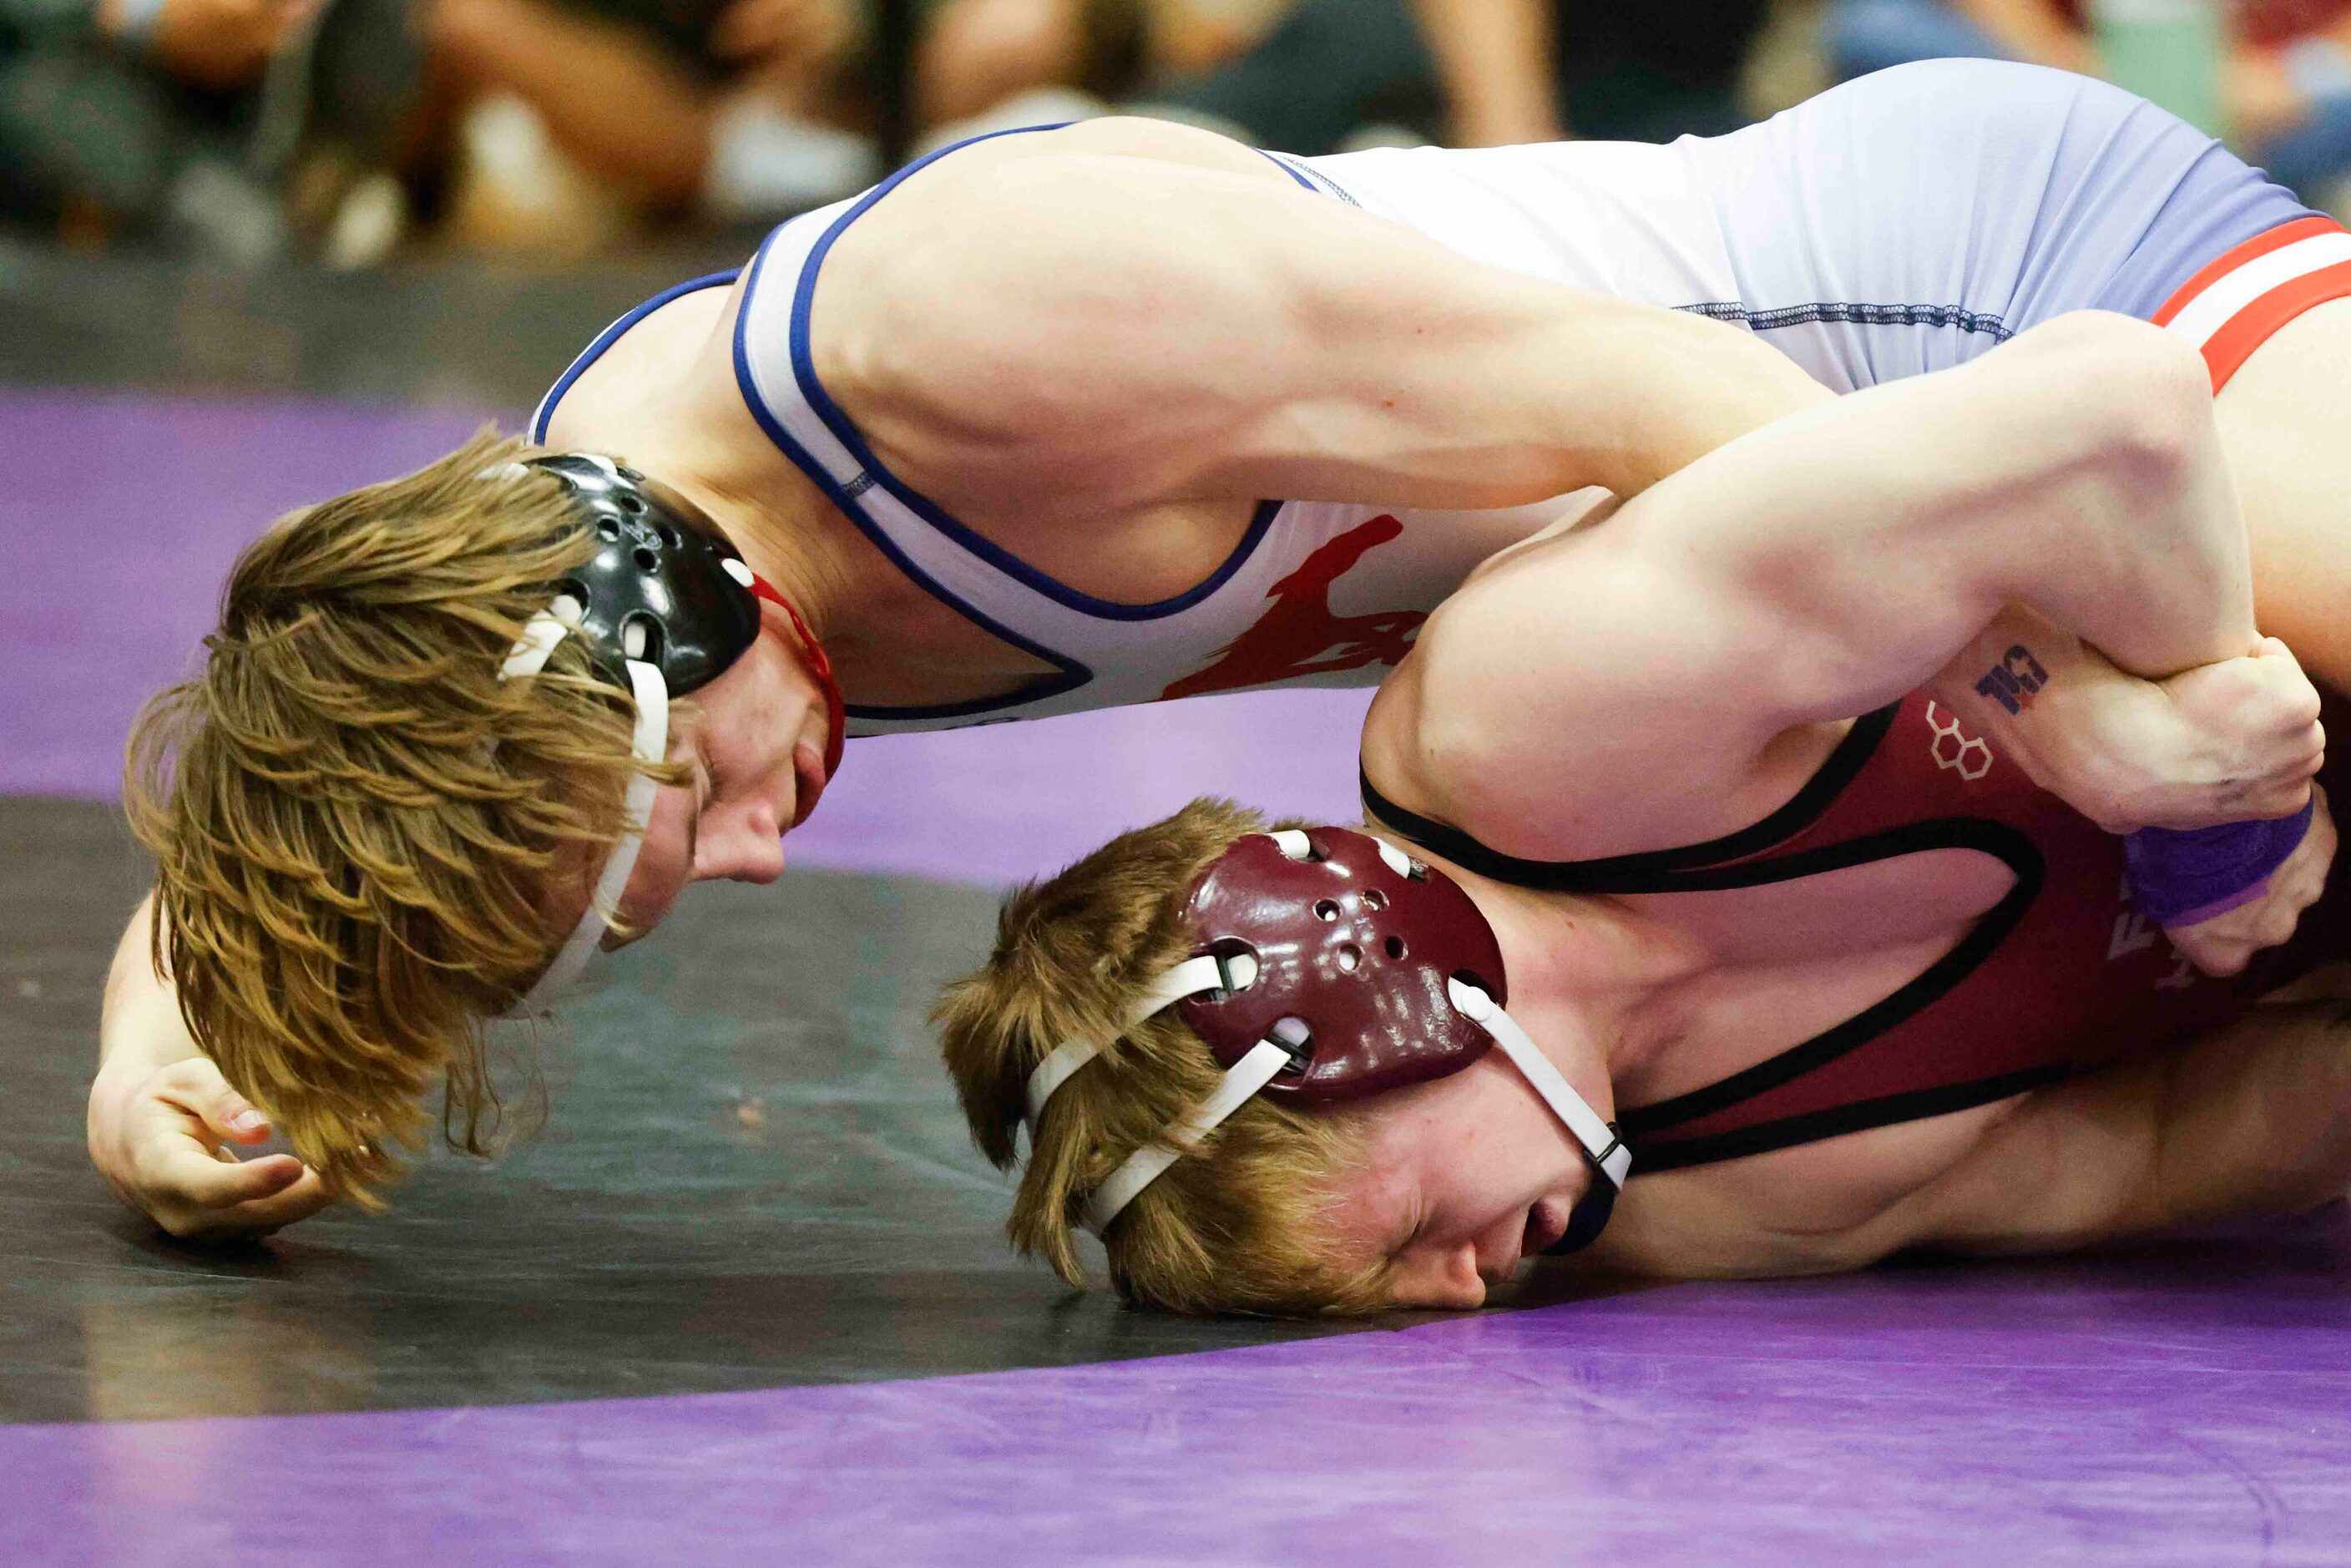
left=1904, top=1001, right=2351, bottom=1258
left=1927, top=607, right=2160, bottom=828
left=1409, top=0, right=1563, bottom=144
left=1736, top=314, right=2256, bottom=716
left=99, top=893, right=205, bottom=1086
left=2150, top=1000, right=2351, bottom=1224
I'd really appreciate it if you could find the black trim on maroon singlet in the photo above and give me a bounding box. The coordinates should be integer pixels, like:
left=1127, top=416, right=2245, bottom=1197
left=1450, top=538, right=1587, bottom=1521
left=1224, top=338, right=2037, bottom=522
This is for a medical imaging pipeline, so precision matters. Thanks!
left=1359, top=704, right=2055, bottom=1173
left=1358, top=704, right=1899, bottom=895
left=1631, top=1067, right=2068, bottom=1171
left=1613, top=817, right=2044, bottom=1170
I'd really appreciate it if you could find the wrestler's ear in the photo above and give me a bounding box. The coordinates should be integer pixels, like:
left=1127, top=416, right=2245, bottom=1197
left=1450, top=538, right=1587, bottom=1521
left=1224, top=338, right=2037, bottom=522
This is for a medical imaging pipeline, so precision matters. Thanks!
left=1384, top=1241, right=1487, bottom=1310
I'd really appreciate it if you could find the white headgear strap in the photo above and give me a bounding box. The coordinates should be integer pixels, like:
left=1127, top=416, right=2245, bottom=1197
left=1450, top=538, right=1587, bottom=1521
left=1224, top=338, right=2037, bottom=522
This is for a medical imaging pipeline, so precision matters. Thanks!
left=498, top=597, right=670, bottom=1014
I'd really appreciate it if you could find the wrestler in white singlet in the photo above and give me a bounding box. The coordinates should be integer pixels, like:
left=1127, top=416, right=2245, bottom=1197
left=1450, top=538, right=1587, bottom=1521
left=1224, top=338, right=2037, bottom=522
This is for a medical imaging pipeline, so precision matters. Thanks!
left=536, top=59, right=2345, bottom=737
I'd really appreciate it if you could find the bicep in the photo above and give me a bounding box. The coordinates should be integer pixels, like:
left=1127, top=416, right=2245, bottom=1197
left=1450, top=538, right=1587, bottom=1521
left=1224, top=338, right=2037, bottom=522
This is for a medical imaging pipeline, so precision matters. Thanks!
left=1429, top=316, right=2218, bottom=745
left=845, top=151, right=1821, bottom=515
left=1383, top=378, right=2035, bottom=832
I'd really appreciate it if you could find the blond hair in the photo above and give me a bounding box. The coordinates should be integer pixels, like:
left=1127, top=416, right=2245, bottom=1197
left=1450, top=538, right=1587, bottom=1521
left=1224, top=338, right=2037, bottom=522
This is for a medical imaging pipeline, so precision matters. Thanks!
left=936, top=799, right=1388, bottom=1316
left=124, top=432, right=680, bottom=1206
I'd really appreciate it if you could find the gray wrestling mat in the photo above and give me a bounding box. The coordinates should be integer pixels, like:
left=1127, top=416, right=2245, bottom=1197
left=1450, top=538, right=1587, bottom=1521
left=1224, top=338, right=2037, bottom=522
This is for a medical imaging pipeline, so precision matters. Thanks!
left=0, top=797, right=1358, bottom=1424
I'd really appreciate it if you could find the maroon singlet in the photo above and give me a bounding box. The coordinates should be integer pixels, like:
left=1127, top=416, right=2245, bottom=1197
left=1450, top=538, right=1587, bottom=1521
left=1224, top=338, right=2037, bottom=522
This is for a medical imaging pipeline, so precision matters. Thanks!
left=1363, top=689, right=2351, bottom=1172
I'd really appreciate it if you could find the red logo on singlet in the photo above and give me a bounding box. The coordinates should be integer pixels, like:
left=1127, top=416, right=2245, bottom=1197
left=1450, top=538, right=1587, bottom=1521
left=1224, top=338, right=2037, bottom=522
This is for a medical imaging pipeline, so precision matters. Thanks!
left=1160, top=515, right=1425, bottom=701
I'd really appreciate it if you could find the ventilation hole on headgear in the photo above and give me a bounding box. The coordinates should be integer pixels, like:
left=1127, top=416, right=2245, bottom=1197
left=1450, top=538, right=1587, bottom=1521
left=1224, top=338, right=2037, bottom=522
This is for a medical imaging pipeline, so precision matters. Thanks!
left=656, top=522, right=680, bottom=549
left=1385, top=935, right=1408, bottom=961
left=1314, top=899, right=1340, bottom=923
left=1363, top=888, right=1387, bottom=910
left=1337, top=943, right=1361, bottom=974
left=595, top=518, right=621, bottom=542
left=617, top=465, right=645, bottom=482
left=619, top=493, right=646, bottom=514
left=632, top=546, right=659, bottom=571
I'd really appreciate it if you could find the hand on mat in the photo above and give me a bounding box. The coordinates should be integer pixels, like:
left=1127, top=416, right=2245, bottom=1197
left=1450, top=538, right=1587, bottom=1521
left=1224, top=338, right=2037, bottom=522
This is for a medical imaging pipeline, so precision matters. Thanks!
left=87, top=1056, right=331, bottom=1241
left=2166, top=785, right=2337, bottom=978
left=2062, top=637, right=2323, bottom=834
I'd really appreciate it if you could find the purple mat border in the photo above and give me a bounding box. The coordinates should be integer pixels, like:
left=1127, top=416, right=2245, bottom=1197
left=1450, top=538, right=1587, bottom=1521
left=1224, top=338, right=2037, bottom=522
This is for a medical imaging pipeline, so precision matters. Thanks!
left=9, top=1238, right=2351, bottom=1568
left=2, top=388, right=1371, bottom=885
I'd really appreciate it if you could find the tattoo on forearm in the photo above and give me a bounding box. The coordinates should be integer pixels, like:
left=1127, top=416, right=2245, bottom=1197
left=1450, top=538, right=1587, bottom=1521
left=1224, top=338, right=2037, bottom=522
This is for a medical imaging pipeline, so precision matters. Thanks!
left=1974, top=645, right=2050, bottom=716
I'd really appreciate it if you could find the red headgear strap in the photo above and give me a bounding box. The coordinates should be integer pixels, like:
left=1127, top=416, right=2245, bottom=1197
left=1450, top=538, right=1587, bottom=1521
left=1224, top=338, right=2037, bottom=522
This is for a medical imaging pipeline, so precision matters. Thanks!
left=749, top=574, right=846, bottom=782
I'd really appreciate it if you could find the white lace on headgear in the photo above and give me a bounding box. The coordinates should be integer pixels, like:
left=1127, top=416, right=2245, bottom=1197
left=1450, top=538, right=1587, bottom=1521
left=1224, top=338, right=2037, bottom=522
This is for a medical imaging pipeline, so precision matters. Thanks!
left=1023, top=831, right=1631, bottom=1238
left=490, top=454, right=670, bottom=1015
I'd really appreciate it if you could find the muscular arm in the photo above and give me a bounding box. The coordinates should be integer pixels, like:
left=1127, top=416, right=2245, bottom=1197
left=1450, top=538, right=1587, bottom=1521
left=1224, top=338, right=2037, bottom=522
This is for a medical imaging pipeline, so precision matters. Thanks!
left=1880, top=999, right=2351, bottom=1257
left=822, top=129, right=1833, bottom=519
left=1368, top=311, right=2261, bottom=857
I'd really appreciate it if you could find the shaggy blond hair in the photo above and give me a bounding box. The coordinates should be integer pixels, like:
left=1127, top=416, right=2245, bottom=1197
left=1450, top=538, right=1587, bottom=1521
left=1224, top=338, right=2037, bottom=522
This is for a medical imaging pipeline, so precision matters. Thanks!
left=124, top=432, right=680, bottom=1206
left=936, top=799, right=1389, bottom=1316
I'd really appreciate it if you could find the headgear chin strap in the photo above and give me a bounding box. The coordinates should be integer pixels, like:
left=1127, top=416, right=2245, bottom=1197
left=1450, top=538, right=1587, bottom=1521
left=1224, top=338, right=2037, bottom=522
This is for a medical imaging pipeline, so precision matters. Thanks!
left=1024, top=827, right=1631, bottom=1252
left=489, top=452, right=843, bottom=1013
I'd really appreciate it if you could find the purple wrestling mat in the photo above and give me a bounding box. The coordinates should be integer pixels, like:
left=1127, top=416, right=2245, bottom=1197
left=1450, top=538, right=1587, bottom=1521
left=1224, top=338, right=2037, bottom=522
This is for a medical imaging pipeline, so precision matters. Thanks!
left=8, top=388, right=2351, bottom=1567
left=0, top=388, right=1372, bottom=883
left=9, top=1216, right=2351, bottom=1566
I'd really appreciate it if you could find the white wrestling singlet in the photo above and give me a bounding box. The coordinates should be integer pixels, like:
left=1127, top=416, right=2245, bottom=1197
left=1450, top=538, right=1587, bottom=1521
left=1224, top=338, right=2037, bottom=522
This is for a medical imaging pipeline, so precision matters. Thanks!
left=540, top=60, right=2342, bottom=736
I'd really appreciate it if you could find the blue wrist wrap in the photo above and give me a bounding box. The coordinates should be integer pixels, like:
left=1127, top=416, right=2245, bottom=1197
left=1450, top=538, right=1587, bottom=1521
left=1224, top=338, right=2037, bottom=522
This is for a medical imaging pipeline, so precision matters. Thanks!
left=2123, top=796, right=2317, bottom=927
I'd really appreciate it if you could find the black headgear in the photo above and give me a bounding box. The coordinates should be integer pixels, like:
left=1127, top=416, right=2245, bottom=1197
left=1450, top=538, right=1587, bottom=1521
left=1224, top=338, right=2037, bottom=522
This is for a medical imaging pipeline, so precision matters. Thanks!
left=522, top=453, right=764, bottom=698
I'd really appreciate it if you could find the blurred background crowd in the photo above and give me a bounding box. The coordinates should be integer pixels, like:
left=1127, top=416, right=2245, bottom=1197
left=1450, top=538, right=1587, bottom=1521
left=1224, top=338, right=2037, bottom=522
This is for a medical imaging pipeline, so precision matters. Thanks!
left=5, top=0, right=2348, bottom=267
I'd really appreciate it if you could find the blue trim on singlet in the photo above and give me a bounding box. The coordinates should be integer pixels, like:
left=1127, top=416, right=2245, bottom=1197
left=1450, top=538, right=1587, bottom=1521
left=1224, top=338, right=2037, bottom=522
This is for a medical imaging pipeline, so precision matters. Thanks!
left=1256, top=149, right=1361, bottom=207
left=778, top=125, right=1288, bottom=625
left=731, top=223, right=1092, bottom=722
left=531, top=271, right=739, bottom=443
left=1676, top=300, right=2014, bottom=342
left=1253, top=147, right=1319, bottom=192
left=1671, top=99, right=2317, bottom=351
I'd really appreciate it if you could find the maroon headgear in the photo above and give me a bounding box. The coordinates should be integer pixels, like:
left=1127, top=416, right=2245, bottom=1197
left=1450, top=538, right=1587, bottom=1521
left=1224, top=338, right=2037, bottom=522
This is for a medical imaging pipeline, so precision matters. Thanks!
left=1176, top=827, right=1508, bottom=1099
left=1035, top=827, right=1629, bottom=1253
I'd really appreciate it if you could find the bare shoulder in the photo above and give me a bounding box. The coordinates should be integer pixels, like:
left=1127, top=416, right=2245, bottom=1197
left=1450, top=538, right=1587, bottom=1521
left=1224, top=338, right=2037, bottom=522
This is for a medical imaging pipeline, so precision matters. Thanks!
left=820, top=117, right=1283, bottom=297
left=803, top=120, right=1310, bottom=503
left=1588, top=1099, right=2030, bottom=1280
left=1364, top=518, right=1848, bottom=863
left=538, top=281, right=740, bottom=452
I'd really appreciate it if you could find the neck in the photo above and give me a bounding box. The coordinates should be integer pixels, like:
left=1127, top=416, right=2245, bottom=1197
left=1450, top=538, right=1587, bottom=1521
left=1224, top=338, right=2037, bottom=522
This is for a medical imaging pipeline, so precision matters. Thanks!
left=602, top=427, right=872, bottom=650
left=1423, top=851, right=1695, bottom=1107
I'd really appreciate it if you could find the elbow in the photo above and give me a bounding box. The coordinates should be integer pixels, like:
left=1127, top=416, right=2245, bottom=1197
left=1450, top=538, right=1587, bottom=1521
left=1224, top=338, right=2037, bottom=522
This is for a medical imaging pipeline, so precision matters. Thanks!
left=2025, top=312, right=2212, bottom=488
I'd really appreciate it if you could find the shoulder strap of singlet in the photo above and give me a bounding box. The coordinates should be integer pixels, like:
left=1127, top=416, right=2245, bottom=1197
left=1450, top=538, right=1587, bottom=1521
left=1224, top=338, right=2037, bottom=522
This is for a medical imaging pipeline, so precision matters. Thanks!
left=1359, top=703, right=1900, bottom=894
left=726, top=128, right=1368, bottom=728
left=1615, top=816, right=2044, bottom=1166
left=1358, top=700, right=2065, bottom=1173
left=531, top=271, right=741, bottom=444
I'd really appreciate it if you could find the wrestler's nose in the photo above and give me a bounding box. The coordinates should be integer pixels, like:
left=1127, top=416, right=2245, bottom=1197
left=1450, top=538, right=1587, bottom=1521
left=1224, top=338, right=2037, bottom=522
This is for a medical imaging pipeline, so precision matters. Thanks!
left=694, top=801, right=786, bottom=885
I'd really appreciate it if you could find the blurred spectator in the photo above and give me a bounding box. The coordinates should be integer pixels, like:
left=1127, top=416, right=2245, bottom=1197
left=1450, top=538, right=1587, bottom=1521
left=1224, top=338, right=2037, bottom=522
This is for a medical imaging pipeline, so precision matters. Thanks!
left=0, top=0, right=309, bottom=254
left=423, top=0, right=878, bottom=252
left=1160, top=0, right=1771, bottom=151
left=914, top=0, right=1772, bottom=154
left=1823, top=1, right=2351, bottom=202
